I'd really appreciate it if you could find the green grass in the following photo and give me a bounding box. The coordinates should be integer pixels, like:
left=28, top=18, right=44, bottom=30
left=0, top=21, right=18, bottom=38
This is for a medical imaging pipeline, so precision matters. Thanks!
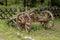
left=0, top=19, right=60, bottom=40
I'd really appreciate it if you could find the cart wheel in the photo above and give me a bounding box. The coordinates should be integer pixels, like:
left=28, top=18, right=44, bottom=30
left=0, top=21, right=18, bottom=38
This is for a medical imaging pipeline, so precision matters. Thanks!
left=17, top=12, right=31, bottom=32
left=40, top=10, right=54, bottom=29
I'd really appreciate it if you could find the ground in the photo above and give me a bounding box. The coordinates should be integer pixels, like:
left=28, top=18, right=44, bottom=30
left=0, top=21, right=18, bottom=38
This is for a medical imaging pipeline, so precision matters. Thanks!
left=0, top=18, right=60, bottom=40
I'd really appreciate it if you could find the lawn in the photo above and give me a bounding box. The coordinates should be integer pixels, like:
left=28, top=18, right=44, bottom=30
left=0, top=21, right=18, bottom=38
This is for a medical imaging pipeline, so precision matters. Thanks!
left=0, top=18, right=60, bottom=40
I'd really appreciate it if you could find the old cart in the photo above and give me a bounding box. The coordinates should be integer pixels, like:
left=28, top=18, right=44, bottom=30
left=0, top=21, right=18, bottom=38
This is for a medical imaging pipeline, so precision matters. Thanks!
left=8, top=9, right=54, bottom=32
